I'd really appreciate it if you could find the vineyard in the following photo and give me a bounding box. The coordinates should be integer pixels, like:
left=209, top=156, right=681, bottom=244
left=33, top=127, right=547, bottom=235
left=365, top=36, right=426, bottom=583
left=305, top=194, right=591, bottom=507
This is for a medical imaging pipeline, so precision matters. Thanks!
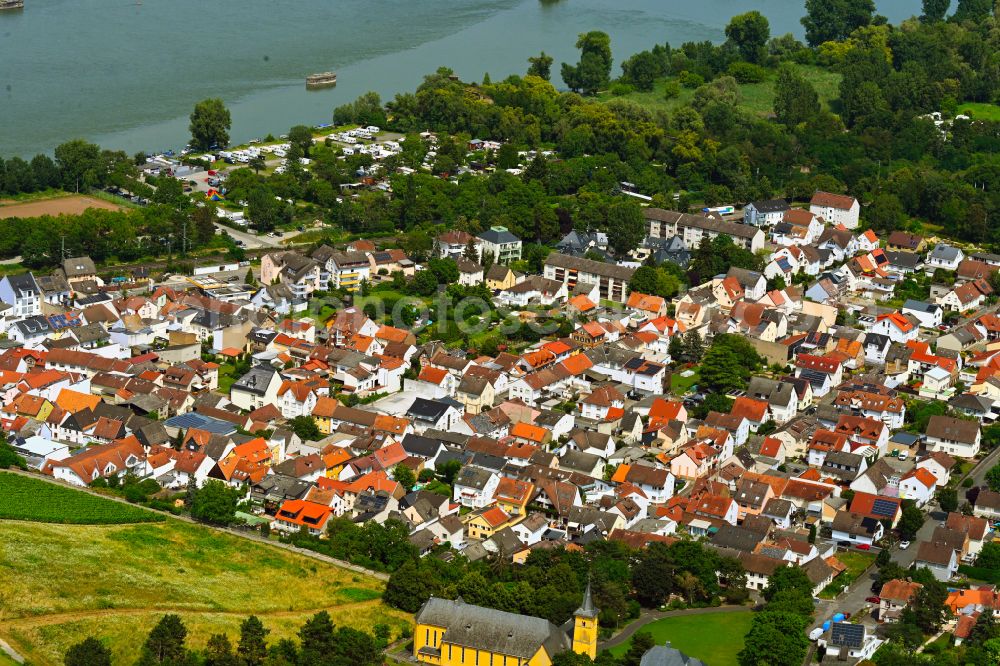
left=0, top=472, right=164, bottom=524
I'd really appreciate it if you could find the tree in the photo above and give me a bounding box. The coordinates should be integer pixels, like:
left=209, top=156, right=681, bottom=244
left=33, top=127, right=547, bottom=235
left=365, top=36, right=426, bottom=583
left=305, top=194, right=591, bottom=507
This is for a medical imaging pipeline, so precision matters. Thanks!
left=725, top=11, right=770, bottom=64
left=437, top=459, right=462, bottom=486
left=190, top=480, right=240, bottom=525
left=65, top=637, right=112, bottom=666
left=54, top=139, right=101, bottom=192
left=289, top=415, right=321, bottom=441
left=137, top=614, right=189, bottom=665
left=0, top=437, right=27, bottom=469
left=620, top=51, right=660, bottom=92
left=987, top=464, right=1000, bottom=492
left=952, top=0, right=993, bottom=22
left=237, top=615, right=269, bottom=666
left=527, top=51, right=554, bottom=80
left=631, top=543, right=674, bottom=607
left=699, top=334, right=762, bottom=393
left=911, top=578, right=949, bottom=633
left=392, top=464, right=416, bottom=492
left=288, top=125, right=314, bottom=157
left=921, top=0, right=950, bottom=21
left=773, top=65, right=820, bottom=126
left=189, top=98, right=232, bottom=150
left=763, top=566, right=813, bottom=605
left=248, top=154, right=265, bottom=174
left=621, top=632, right=655, bottom=666
left=899, top=502, right=925, bottom=541
left=937, top=487, right=958, bottom=513
left=680, top=330, right=705, bottom=364
left=801, top=0, right=876, bottom=46
left=298, top=611, right=336, bottom=663
left=561, top=31, right=612, bottom=95
left=866, top=193, right=905, bottom=233
left=978, top=542, right=1000, bottom=570
left=204, top=633, right=238, bottom=666
left=606, top=200, right=645, bottom=256
left=462, top=238, right=480, bottom=262
left=738, top=611, right=809, bottom=666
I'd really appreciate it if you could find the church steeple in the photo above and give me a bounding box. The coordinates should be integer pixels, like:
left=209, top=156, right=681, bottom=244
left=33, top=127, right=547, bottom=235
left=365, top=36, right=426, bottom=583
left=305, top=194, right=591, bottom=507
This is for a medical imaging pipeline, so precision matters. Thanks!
left=572, top=579, right=599, bottom=658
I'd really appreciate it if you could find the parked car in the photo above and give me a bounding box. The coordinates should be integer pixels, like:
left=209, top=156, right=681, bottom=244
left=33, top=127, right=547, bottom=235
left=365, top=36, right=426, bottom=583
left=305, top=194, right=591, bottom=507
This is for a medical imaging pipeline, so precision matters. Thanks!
left=856, top=543, right=871, bottom=551
left=865, top=596, right=880, bottom=604
left=899, top=540, right=911, bottom=550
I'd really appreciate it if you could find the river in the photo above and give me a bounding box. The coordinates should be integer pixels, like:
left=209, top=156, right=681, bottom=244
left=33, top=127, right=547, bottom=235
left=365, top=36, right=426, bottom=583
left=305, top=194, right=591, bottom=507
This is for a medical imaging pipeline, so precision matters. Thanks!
left=0, top=0, right=922, bottom=157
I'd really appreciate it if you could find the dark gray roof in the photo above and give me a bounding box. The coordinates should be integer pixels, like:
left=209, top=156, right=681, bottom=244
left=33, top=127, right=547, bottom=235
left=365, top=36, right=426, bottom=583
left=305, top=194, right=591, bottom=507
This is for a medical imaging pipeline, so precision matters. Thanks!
left=407, top=397, right=454, bottom=422
left=748, top=199, right=789, bottom=213
left=642, top=208, right=761, bottom=240
left=544, top=252, right=636, bottom=282
left=231, top=366, right=277, bottom=396
left=929, top=243, right=962, bottom=262
left=4, top=272, right=40, bottom=296
left=414, top=597, right=569, bottom=659
left=640, top=645, right=707, bottom=666
left=477, top=226, right=521, bottom=244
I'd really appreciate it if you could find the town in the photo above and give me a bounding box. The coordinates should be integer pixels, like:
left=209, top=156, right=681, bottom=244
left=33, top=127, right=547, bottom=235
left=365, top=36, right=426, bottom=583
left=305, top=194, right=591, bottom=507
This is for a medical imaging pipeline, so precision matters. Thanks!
left=2, top=2, right=1000, bottom=665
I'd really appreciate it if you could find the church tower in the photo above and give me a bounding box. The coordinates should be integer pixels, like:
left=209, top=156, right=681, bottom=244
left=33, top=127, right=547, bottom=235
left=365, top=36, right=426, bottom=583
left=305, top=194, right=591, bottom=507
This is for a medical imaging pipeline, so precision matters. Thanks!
left=572, top=580, right=599, bottom=659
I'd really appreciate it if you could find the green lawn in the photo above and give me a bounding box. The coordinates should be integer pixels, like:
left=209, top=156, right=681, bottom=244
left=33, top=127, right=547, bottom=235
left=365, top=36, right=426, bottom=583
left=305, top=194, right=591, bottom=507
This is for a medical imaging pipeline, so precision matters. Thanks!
left=599, top=64, right=842, bottom=117
left=0, top=472, right=163, bottom=524
left=958, top=102, right=1000, bottom=121
left=820, top=550, right=877, bottom=599
left=217, top=362, right=239, bottom=394
left=608, top=611, right=754, bottom=666
left=670, top=369, right=700, bottom=395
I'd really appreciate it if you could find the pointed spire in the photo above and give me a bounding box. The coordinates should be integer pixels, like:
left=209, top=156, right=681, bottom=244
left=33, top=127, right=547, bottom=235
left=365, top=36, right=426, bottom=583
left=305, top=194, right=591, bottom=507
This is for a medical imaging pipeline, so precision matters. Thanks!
left=575, top=578, right=599, bottom=618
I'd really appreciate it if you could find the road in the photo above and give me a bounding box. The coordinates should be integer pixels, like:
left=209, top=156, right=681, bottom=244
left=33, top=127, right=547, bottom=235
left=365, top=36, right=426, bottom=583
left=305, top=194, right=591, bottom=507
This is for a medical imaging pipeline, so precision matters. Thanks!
left=964, top=444, right=1000, bottom=489
left=214, top=222, right=280, bottom=250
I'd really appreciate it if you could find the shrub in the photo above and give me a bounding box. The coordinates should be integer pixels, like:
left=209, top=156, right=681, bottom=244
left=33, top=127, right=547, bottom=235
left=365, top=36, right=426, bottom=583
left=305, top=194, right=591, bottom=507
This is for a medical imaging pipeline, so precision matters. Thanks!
left=609, top=82, right=635, bottom=96
left=663, top=81, right=682, bottom=99
left=728, top=61, right=768, bottom=83
left=678, top=71, right=704, bottom=88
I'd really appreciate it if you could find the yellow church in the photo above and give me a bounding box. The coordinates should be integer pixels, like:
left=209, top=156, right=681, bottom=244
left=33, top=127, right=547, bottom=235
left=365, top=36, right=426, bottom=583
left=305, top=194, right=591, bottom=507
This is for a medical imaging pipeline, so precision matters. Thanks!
left=413, top=583, right=600, bottom=665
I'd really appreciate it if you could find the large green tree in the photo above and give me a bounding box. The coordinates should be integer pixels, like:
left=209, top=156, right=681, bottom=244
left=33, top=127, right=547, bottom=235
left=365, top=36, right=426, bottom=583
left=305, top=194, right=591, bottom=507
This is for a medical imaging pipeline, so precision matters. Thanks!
left=190, top=480, right=240, bottom=526
left=921, top=0, right=950, bottom=21
left=527, top=51, right=554, bottom=80
left=189, top=98, right=232, bottom=150
left=136, top=614, right=189, bottom=665
left=773, top=65, right=820, bottom=126
left=606, top=199, right=645, bottom=255
left=738, top=611, right=810, bottom=666
left=801, top=0, right=876, bottom=46
left=237, top=615, right=269, bottom=666
left=725, top=11, right=770, bottom=64
left=562, top=32, right=613, bottom=95
left=952, top=0, right=994, bottom=22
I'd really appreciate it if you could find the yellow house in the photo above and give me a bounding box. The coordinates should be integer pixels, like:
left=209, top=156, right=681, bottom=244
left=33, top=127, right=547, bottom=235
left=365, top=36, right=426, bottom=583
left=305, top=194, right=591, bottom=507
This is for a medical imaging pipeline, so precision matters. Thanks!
left=463, top=506, right=520, bottom=541
left=413, top=592, right=600, bottom=665
left=485, top=264, right=518, bottom=291
left=312, top=396, right=339, bottom=435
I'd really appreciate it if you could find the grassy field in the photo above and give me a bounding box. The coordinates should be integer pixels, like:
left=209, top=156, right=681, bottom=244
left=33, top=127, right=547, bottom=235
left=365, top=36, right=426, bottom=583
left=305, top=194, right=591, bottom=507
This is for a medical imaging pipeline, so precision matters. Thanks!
left=0, top=519, right=409, bottom=664
left=216, top=362, right=240, bottom=394
left=0, top=472, right=164, bottom=524
left=820, top=550, right=877, bottom=599
left=599, top=64, right=842, bottom=117
left=958, top=102, right=1000, bottom=121
left=608, top=611, right=754, bottom=665
left=670, top=368, right=700, bottom=395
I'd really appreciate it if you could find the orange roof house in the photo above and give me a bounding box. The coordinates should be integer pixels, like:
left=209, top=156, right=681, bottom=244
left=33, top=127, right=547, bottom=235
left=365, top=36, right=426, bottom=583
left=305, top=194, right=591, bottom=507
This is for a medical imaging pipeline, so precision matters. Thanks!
left=510, top=421, right=551, bottom=446
left=273, top=499, right=333, bottom=535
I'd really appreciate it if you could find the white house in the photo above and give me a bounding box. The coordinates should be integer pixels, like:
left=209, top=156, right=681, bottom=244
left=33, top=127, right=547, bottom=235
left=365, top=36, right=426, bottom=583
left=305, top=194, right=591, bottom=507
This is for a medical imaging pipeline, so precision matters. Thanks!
left=809, top=191, right=860, bottom=229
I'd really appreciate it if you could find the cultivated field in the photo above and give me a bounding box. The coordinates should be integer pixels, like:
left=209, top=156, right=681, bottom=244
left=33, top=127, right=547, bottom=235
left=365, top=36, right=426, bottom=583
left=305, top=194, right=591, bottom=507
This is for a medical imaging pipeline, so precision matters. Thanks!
left=0, top=472, right=164, bottom=524
left=0, top=194, right=124, bottom=219
left=0, top=489, right=409, bottom=663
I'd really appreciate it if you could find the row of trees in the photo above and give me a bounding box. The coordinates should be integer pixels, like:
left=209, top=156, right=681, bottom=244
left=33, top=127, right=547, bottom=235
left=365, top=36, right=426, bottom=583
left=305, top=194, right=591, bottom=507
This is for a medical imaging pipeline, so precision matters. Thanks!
left=383, top=539, right=749, bottom=631
left=65, top=611, right=388, bottom=666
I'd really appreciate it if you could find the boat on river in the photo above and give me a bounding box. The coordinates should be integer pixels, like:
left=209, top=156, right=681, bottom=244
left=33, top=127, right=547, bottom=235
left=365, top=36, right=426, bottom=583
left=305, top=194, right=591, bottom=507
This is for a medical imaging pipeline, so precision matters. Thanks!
left=0, top=0, right=25, bottom=10
left=305, top=72, right=337, bottom=89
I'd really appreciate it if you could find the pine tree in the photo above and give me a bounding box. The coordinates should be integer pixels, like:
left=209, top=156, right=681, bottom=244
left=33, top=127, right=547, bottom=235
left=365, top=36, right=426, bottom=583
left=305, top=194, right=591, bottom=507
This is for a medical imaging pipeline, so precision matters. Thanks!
left=237, top=616, right=269, bottom=666
left=462, top=238, right=480, bottom=263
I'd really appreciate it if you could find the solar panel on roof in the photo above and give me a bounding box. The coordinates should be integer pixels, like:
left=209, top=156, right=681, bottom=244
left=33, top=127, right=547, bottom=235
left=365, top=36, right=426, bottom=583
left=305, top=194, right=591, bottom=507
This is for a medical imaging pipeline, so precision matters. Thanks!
left=831, top=622, right=864, bottom=648
left=872, top=498, right=897, bottom=517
